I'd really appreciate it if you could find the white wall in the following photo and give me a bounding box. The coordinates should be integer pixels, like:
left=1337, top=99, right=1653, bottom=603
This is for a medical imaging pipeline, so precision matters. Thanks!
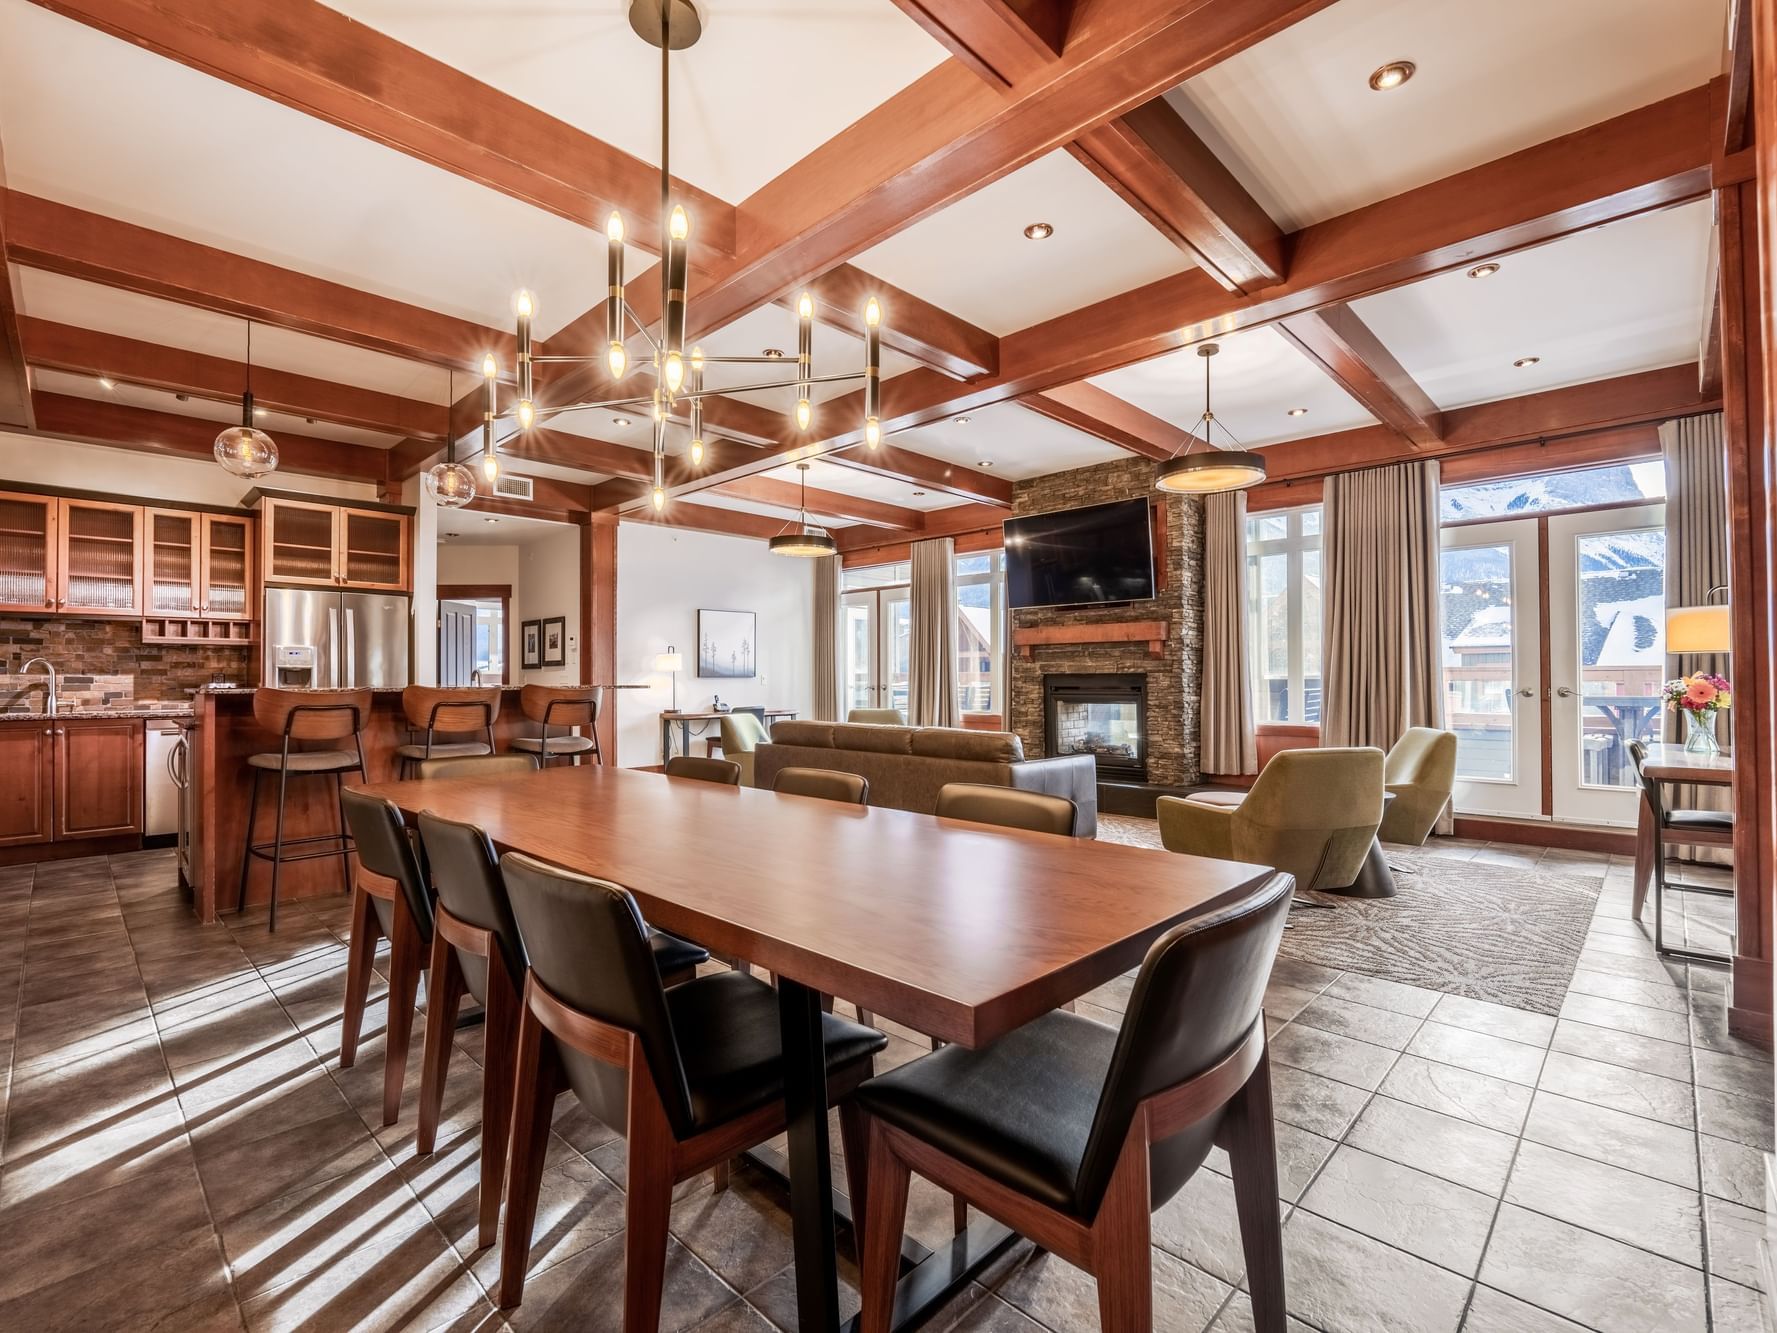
left=614, top=522, right=815, bottom=767
left=516, top=525, right=580, bottom=685
left=0, top=432, right=379, bottom=507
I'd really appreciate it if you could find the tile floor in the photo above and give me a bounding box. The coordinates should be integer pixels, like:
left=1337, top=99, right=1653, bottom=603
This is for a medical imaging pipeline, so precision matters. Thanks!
left=0, top=839, right=1768, bottom=1331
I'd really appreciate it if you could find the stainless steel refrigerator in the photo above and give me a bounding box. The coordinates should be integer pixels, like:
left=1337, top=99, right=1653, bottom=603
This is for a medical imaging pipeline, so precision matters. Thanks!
left=263, top=588, right=411, bottom=688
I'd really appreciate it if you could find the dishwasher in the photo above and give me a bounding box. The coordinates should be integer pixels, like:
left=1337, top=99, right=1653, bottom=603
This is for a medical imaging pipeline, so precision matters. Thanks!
left=145, top=720, right=184, bottom=847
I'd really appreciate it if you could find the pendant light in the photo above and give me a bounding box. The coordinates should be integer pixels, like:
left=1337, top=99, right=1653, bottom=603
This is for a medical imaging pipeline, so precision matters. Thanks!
left=1154, top=343, right=1267, bottom=494
left=424, top=369, right=477, bottom=508
left=213, top=320, right=279, bottom=479
left=769, top=462, right=837, bottom=557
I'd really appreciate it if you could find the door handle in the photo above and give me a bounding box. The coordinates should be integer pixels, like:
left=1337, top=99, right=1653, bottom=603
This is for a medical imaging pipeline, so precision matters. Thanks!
left=1514, top=688, right=1534, bottom=698
left=1554, top=686, right=1577, bottom=698
left=344, top=608, right=356, bottom=688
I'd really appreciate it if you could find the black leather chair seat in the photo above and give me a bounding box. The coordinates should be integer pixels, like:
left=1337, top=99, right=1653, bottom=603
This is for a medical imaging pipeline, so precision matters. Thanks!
left=856, top=1009, right=1116, bottom=1215
left=650, top=930, right=709, bottom=976
left=1666, top=808, right=1735, bottom=831
left=667, top=971, right=886, bottom=1132
left=248, top=749, right=362, bottom=772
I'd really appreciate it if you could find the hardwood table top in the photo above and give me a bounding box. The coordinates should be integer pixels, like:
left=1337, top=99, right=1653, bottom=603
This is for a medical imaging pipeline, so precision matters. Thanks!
left=1641, top=742, right=1735, bottom=784
left=356, top=764, right=1276, bottom=1047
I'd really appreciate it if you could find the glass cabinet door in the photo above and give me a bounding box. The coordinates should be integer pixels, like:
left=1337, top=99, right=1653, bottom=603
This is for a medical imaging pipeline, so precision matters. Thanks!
left=146, top=509, right=200, bottom=614
left=57, top=500, right=142, bottom=616
left=0, top=492, right=57, bottom=614
left=338, top=509, right=408, bottom=590
left=263, top=499, right=339, bottom=586
left=200, top=515, right=253, bottom=618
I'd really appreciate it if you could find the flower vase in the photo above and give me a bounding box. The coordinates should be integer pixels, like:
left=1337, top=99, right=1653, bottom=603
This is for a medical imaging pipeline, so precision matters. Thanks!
left=1683, top=709, right=1720, bottom=755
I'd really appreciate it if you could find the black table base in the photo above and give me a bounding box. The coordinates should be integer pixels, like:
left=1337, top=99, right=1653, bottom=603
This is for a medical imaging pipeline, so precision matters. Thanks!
left=1323, top=838, right=1399, bottom=898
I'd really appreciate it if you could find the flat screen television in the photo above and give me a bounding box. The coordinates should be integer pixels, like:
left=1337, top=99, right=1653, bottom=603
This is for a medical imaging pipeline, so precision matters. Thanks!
left=1005, top=497, right=1155, bottom=609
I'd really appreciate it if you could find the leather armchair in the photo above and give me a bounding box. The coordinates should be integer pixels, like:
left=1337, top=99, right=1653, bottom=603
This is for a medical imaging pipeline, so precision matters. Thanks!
left=1378, top=728, right=1458, bottom=845
left=718, top=711, right=769, bottom=786
left=1158, top=748, right=1384, bottom=892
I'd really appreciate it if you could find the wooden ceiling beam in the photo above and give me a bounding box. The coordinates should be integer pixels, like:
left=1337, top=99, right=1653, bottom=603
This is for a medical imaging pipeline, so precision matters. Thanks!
left=622, top=499, right=797, bottom=542
left=1723, top=0, right=1754, bottom=155
left=1274, top=304, right=1444, bottom=448
left=786, top=267, right=999, bottom=380
left=710, top=474, right=925, bottom=529
left=889, top=0, right=1073, bottom=87
left=18, top=317, right=446, bottom=440
left=0, top=135, right=30, bottom=430
left=28, top=390, right=390, bottom=482
left=832, top=499, right=1006, bottom=551
left=1018, top=381, right=1182, bottom=460
left=5, top=193, right=513, bottom=371
left=25, top=0, right=735, bottom=259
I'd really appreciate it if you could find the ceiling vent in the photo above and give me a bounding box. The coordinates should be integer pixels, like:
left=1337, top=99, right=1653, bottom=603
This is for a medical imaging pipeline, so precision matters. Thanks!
left=491, top=473, right=534, bottom=501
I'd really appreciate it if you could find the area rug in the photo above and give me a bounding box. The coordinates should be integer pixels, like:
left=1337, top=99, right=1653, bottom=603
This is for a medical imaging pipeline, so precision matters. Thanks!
left=1097, top=816, right=1602, bottom=1014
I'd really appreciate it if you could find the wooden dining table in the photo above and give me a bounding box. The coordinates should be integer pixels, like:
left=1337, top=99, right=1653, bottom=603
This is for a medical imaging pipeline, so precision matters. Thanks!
left=358, top=763, right=1277, bottom=1332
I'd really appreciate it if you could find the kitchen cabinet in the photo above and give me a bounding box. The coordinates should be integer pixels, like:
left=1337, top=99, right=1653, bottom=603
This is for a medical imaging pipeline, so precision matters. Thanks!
left=259, top=495, right=410, bottom=592
left=0, top=718, right=142, bottom=847
left=57, top=499, right=144, bottom=617
left=0, top=491, right=57, bottom=615
left=201, top=514, right=254, bottom=618
left=147, top=508, right=200, bottom=614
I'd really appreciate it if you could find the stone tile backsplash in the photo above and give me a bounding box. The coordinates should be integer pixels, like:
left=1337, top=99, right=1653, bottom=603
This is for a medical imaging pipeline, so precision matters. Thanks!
left=0, top=616, right=252, bottom=710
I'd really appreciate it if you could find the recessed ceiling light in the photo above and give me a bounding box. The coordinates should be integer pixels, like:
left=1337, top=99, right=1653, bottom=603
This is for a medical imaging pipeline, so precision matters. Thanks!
left=1513, top=356, right=1541, bottom=369
left=175, top=393, right=190, bottom=402
left=953, top=415, right=972, bottom=425
left=97, top=376, right=115, bottom=391
left=483, top=517, right=500, bottom=524
left=978, top=460, right=994, bottom=468
left=1023, top=222, right=1054, bottom=241
left=612, top=415, right=632, bottom=427
left=1286, top=407, right=1308, bottom=417
left=305, top=417, right=317, bottom=424
left=1368, top=60, right=1415, bottom=92
left=762, top=348, right=785, bottom=359
left=911, top=490, right=926, bottom=496
left=1467, top=262, right=1501, bottom=280
left=253, top=407, right=268, bottom=418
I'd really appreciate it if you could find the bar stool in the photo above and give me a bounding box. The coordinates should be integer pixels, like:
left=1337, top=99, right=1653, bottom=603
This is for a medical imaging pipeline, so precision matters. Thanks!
left=395, top=686, right=501, bottom=779
left=235, top=688, right=371, bottom=932
left=507, top=685, right=602, bottom=767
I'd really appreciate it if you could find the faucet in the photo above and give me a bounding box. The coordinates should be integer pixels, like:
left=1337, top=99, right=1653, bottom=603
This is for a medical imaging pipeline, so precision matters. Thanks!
left=20, top=657, right=57, bottom=717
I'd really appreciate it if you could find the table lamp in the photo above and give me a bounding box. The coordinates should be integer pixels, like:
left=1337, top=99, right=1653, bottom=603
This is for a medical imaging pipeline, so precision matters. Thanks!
left=1667, top=585, right=1731, bottom=654
left=653, top=645, right=683, bottom=711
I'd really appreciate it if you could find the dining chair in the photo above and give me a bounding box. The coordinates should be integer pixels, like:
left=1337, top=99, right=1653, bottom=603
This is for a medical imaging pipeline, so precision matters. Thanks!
left=851, top=871, right=1295, bottom=1333
left=413, top=754, right=538, bottom=781
left=413, top=810, right=714, bottom=1248
left=338, top=788, right=436, bottom=1126
left=935, top=782, right=1078, bottom=836
left=509, top=684, right=603, bottom=767
left=773, top=766, right=869, bottom=804
left=1627, top=740, right=1735, bottom=961
left=663, top=754, right=743, bottom=785
left=395, top=685, right=502, bottom=778
left=495, top=851, right=888, bottom=1315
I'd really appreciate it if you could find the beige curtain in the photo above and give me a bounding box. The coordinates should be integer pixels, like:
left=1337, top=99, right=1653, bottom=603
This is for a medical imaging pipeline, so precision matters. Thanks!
left=1660, top=413, right=1733, bottom=862
left=812, top=554, right=840, bottom=722
left=1321, top=460, right=1451, bottom=831
left=908, top=536, right=958, bottom=728
left=1200, top=491, right=1257, bottom=775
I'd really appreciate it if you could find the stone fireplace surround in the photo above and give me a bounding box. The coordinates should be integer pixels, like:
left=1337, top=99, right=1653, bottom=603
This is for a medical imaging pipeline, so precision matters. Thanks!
left=1007, top=455, right=1204, bottom=798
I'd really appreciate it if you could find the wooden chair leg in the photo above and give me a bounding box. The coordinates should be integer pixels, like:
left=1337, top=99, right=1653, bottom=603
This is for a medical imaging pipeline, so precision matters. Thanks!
left=416, top=931, right=466, bottom=1155
left=622, top=1041, right=677, bottom=1333
left=710, top=1160, right=731, bottom=1192
left=476, top=965, right=522, bottom=1251
left=338, top=881, right=382, bottom=1069
left=858, top=1118, right=912, bottom=1333
left=499, top=1004, right=563, bottom=1309
left=838, top=1100, right=870, bottom=1234
left=1091, top=1116, right=1154, bottom=1333
left=382, top=896, right=426, bottom=1127
left=1222, top=1044, right=1286, bottom=1333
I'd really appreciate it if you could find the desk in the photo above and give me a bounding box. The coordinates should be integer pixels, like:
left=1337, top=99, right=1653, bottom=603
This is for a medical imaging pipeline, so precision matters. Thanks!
left=659, top=707, right=796, bottom=763
left=1632, top=742, right=1735, bottom=920
left=360, top=763, right=1275, bottom=1331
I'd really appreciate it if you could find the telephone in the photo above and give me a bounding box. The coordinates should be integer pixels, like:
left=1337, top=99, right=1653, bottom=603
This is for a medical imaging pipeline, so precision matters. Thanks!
left=711, top=696, right=731, bottom=713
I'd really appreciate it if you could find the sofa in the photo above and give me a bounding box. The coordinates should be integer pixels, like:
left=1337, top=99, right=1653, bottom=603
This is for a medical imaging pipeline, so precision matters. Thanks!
left=755, top=721, right=1099, bottom=837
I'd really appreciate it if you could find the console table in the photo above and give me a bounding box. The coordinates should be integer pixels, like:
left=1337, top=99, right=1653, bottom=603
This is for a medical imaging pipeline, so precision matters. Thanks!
left=659, top=707, right=797, bottom=763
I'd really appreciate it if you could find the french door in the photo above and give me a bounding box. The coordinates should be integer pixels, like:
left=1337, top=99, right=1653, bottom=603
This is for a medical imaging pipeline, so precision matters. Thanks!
left=1441, top=518, right=1543, bottom=817
left=1440, top=502, right=1667, bottom=826
left=841, top=586, right=910, bottom=718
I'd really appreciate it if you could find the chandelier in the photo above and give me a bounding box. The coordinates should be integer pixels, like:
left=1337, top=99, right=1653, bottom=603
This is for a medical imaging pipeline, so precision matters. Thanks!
left=768, top=462, right=837, bottom=557
left=480, top=0, right=885, bottom=511
left=1153, top=343, right=1268, bottom=494
left=213, top=320, right=279, bottom=479
left=424, top=369, right=477, bottom=507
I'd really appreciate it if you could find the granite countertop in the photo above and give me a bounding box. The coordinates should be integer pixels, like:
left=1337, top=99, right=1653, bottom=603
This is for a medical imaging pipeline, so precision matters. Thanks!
left=0, top=705, right=195, bottom=721
left=201, top=685, right=522, bottom=695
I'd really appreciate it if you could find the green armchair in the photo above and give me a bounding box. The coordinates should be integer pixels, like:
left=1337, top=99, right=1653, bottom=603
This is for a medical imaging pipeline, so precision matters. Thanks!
left=847, top=707, right=907, bottom=725
left=1378, top=728, right=1458, bottom=846
left=717, top=711, right=769, bottom=787
left=1158, top=747, right=1385, bottom=892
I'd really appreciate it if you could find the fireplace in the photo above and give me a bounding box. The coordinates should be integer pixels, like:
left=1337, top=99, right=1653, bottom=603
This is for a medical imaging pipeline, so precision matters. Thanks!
left=1043, top=673, right=1147, bottom=783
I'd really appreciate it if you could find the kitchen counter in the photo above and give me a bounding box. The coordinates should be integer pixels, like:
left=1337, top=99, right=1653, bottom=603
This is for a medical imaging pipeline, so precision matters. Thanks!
left=1, top=705, right=195, bottom=721
left=199, top=685, right=522, bottom=695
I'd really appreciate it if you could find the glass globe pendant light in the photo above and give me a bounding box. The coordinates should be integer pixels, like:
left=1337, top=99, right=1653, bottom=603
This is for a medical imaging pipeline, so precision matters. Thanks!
left=1154, top=343, right=1267, bottom=494
left=213, top=320, right=279, bottom=479
left=768, top=462, right=837, bottom=557
left=424, top=369, right=478, bottom=508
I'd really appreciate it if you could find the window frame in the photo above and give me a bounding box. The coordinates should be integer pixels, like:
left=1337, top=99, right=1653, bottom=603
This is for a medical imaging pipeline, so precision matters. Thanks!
left=1245, top=505, right=1322, bottom=726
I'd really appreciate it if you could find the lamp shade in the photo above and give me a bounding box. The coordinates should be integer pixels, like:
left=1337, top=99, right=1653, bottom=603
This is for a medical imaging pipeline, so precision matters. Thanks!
left=1667, top=604, right=1731, bottom=654
left=653, top=651, right=683, bottom=673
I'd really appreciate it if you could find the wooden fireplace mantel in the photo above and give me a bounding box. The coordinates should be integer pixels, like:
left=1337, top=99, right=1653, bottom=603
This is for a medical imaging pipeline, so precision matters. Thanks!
left=1013, top=620, right=1169, bottom=659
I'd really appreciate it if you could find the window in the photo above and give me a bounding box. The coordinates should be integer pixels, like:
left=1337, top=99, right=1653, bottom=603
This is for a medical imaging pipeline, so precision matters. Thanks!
left=840, top=552, right=1005, bottom=719
left=1245, top=506, right=1322, bottom=724
left=1441, top=461, right=1665, bottom=522
left=955, top=551, right=1006, bottom=716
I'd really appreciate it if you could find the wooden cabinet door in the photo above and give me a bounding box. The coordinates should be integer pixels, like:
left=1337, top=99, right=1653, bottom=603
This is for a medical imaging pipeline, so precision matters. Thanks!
left=57, top=499, right=144, bottom=617
left=200, top=514, right=255, bottom=618
left=146, top=508, right=201, bottom=614
left=0, top=723, right=53, bottom=846
left=338, top=508, right=409, bottom=590
left=262, top=498, right=340, bottom=587
left=0, top=492, right=59, bottom=615
left=54, top=719, right=144, bottom=840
